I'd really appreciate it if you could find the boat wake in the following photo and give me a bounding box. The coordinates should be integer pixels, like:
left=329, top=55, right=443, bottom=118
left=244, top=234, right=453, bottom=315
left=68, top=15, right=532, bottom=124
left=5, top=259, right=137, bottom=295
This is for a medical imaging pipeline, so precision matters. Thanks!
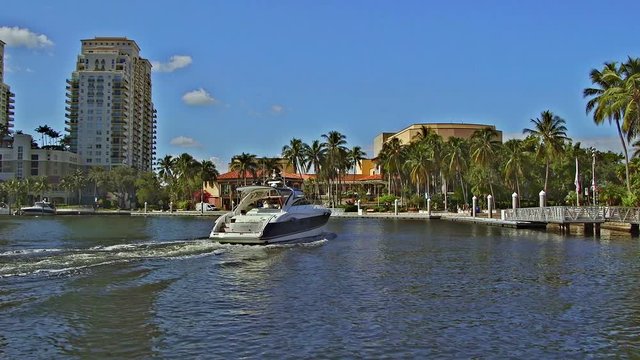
left=0, top=236, right=332, bottom=278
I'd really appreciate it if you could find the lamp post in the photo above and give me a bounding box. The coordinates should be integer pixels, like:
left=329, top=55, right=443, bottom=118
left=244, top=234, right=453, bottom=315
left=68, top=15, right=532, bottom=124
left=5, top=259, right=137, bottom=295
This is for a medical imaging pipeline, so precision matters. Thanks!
left=592, top=150, right=596, bottom=206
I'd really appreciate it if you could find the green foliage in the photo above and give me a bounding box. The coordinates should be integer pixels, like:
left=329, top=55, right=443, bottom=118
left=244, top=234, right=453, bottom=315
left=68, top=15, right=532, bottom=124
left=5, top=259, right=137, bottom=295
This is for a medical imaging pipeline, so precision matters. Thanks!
left=176, top=200, right=191, bottom=210
left=342, top=204, right=358, bottom=212
left=622, top=192, right=639, bottom=207
left=406, top=194, right=423, bottom=208
left=598, top=183, right=625, bottom=206
left=135, top=171, right=167, bottom=207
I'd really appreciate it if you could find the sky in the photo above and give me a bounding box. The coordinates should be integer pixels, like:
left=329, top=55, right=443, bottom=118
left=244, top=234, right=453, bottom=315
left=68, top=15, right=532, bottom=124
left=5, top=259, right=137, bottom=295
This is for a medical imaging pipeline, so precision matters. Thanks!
left=1, top=0, right=640, bottom=172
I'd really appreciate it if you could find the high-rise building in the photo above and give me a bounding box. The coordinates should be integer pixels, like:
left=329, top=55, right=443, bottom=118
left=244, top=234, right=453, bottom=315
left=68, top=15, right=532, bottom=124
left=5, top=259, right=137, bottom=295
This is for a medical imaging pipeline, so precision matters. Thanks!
left=0, top=40, right=15, bottom=133
left=65, top=37, right=157, bottom=171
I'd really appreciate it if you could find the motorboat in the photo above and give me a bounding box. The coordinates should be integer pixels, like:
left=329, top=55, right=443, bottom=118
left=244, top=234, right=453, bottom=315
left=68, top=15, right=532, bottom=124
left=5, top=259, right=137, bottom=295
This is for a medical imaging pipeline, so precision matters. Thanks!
left=0, top=202, right=10, bottom=215
left=209, top=185, right=331, bottom=245
left=20, top=201, right=56, bottom=216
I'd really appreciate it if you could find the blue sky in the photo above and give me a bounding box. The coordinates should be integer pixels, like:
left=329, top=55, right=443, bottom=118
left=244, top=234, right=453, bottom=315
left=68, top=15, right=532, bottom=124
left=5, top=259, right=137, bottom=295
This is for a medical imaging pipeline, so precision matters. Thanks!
left=2, top=0, right=640, bottom=171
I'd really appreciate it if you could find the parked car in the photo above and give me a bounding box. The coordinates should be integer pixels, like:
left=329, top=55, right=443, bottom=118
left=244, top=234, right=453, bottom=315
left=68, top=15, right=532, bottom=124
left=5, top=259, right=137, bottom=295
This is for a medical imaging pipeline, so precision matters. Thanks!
left=195, top=202, right=218, bottom=211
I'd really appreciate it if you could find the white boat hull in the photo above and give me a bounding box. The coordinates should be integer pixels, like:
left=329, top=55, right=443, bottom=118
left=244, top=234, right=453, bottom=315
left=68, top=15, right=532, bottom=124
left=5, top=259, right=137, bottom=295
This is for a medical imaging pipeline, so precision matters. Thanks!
left=210, top=212, right=330, bottom=245
left=210, top=224, right=327, bottom=245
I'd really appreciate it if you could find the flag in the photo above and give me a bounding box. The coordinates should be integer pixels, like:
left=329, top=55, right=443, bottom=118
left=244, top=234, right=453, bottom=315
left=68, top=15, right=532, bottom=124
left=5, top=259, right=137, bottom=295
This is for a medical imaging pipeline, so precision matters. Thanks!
left=574, top=157, right=580, bottom=193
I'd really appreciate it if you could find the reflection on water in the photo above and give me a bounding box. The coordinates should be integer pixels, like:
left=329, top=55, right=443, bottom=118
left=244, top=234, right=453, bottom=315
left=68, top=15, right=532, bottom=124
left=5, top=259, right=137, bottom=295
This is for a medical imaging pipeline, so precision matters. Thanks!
left=1, top=216, right=640, bottom=357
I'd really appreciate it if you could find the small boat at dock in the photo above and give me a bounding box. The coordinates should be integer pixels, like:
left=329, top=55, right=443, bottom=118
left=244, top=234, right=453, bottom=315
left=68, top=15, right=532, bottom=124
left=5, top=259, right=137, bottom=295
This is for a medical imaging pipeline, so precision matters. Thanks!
left=20, top=201, right=56, bottom=216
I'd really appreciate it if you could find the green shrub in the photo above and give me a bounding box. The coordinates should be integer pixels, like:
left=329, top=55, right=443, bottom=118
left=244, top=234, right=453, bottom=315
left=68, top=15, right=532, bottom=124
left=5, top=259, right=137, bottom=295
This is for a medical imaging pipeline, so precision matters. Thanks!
left=343, top=204, right=358, bottom=212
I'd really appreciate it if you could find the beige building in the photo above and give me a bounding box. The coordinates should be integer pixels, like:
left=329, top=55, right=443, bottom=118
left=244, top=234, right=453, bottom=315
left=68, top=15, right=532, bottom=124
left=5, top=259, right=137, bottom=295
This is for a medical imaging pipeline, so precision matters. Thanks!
left=0, top=133, right=80, bottom=201
left=373, top=122, right=503, bottom=157
left=0, top=40, right=15, bottom=131
left=65, top=37, right=157, bottom=171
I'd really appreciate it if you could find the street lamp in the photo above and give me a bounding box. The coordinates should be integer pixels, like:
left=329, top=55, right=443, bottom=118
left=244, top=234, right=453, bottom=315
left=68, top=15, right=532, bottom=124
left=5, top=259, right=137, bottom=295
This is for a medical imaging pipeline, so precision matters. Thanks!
left=592, top=150, right=596, bottom=206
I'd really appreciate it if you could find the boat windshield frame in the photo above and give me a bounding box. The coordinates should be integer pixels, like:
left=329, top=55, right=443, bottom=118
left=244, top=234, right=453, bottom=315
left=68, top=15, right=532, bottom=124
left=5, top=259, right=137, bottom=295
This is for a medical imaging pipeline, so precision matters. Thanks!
left=232, top=185, right=309, bottom=214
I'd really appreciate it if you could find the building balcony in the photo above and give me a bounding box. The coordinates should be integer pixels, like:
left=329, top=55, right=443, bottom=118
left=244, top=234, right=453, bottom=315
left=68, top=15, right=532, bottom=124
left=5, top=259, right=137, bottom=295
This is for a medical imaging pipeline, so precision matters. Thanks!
left=8, top=105, right=14, bottom=109
left=8, top=98, right=15, bottom=103
left=65, top=99, right=78, bottom=105
left=7, top=111, right=14, bottom=116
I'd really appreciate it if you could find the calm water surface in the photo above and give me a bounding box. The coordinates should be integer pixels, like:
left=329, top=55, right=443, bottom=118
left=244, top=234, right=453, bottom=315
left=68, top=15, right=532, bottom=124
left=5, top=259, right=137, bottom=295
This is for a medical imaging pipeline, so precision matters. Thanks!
left=1, top=216, right=640, bottom=358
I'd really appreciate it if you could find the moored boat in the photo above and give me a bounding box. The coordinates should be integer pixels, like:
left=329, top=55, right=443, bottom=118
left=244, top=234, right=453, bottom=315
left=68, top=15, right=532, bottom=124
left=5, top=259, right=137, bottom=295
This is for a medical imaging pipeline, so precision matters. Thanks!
left=20, top=201, right=56, bottom=216
left=209, top=184, right=331, bottom=245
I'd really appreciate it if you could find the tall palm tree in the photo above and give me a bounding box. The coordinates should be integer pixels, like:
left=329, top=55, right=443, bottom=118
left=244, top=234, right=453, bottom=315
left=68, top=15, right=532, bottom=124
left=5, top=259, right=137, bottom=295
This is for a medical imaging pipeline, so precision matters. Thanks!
left=523, top=110, right=569, bottom=193
left=63, top=169, right=87, bottom=205
left=230, top=152, right=258, bottom=186
left=376, top=137, right=405, bottom=195
left=281, top=138, right=307, bottom=175
left=198, top=159, right=219, bottom=206
left=88, top=167, right=107, bottom=200
left=321, top=131, right=348, bottom=205
left=470, top=128, right=501, bottom=203
left=584, top=61, right=631, bottom=192
left=404, top=141, right=431, bottom=195
left=347, top=146, right=366, bottom=187
left=502, top=139, right=527, bottom=200
left=443, top=137, right=469, bottom=204
left=157, top=155, right=176, bottom=183
left=32, top=176, right=50, bottom=201
left=303, top=140, right=326, bottom=199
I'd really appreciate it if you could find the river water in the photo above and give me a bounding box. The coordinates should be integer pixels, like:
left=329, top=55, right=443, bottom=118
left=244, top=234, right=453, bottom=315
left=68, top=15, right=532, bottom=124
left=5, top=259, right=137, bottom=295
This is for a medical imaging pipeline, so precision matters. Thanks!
left=1, top=216, right=639, bottom=358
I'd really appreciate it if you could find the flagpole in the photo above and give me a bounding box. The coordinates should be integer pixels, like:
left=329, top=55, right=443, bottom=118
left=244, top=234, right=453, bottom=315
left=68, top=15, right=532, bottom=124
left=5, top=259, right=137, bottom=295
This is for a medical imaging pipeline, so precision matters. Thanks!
left=575, top=157, right=580, bottom=207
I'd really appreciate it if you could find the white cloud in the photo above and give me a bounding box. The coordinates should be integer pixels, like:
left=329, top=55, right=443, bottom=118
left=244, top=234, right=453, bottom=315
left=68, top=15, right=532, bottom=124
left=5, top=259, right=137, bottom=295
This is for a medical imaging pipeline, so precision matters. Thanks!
left=209, top=156, right=228, bottom=172
left=182, top=88, right=217, bottom=106
left=151, top=55, right=192, bottom=73
left=0, top=26, right=53, bottom=48
left=271, top=104, right=285, bottom=114
left=575, top=136, right=623, bottom=153
left=170, top=136, right=201, bottom=148
left=504, top=132, right=623, bottom=153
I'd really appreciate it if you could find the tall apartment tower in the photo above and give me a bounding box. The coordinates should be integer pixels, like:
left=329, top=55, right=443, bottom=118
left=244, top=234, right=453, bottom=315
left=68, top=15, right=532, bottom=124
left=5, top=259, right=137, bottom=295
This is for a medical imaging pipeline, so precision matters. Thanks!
left=0, top=40, right=16, bottom=132
left=65, top=37, right=157, bottom=171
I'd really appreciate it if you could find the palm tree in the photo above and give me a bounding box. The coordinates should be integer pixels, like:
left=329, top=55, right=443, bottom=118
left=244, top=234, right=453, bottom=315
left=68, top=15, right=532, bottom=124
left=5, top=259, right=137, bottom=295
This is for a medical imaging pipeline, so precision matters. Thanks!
left=174, top=153, right=198, bottom=200
left=88, top=167, right=107, bottom=200
left=32, top=176, right=50, bottom=202
left=35, top=125, right=50, bottom=147
left=303, top=140, right=326, bottom=199
left=198, top=159, right=219, bottom=206
left=523, top=110, right=569, bottom=193
left=443, top=137, right=469, bottom=204
left=321, top=131, right=348, bottom=205
left=404, top=141, right=431, bottom=196
left=157, top=155, right=176, bottom=184
left=377, top=137, right=405, bottom=195
left=470, top=128, right=501, bottom=204
left=230, top=152, right=258, bottom=186
left=584, top=61, right=631, bottom=192
left=502, top=139, right=527, bottom=201
left=63, top=169, right=87, bottom=205
left=257, top=157, right=281, bottom=183
left=346, top=146, right=366, bottom=188
left=282, top=138, right=307, bottom=175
